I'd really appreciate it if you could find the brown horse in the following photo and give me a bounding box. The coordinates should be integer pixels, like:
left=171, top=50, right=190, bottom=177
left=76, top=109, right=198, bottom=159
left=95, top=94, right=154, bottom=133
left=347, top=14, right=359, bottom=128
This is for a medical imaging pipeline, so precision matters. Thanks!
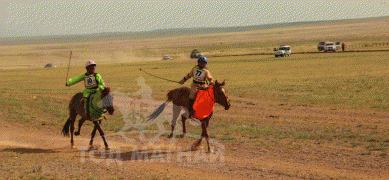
left=62, top=87, right=114, bottom=150
left=147, top=80, right=230, bottom=152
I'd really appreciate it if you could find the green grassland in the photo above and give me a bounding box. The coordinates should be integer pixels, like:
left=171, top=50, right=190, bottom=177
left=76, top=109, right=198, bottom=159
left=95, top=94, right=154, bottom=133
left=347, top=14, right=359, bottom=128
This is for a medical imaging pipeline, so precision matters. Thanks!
left=1, top=51, right=389, bottom=153
left=1, top=16, right=389, bottom=69
left=1, top=16, right=389, bottom=155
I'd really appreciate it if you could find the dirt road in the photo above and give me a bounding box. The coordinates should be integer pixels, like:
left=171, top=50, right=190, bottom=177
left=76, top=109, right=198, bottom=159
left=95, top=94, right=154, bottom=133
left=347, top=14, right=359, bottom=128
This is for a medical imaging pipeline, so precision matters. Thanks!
left=1, top=105, right=389, bottom=179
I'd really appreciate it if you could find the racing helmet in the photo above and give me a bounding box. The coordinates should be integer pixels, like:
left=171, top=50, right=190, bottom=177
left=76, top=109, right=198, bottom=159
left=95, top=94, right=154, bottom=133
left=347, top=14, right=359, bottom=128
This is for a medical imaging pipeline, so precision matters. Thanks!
left=85, top=60, right=97, bottom=68
left=198, top=56, right=208, bottom=63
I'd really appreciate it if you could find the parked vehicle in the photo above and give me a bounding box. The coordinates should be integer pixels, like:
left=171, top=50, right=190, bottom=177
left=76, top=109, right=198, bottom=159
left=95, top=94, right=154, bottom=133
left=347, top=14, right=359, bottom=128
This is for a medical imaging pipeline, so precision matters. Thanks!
left=317, top=41, right=326, bottom=51
left=190, top=49, right=203, bottom=59
left=274, top=46, right=291, bottom=57
left=318, top=41, right=341, bottom=52
left=44, top=63, right=56, bottom=68
left=162, top=55, right=172, bottom=60
left=323, top=42, right=340, bottom=52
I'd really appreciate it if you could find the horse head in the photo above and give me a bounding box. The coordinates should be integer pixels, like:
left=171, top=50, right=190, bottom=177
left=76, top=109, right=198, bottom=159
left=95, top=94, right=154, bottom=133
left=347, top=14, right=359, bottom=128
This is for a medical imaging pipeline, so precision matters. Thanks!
left=100, top=87, right=115, bottom=115
left=213, top=80, right=231, bottom=110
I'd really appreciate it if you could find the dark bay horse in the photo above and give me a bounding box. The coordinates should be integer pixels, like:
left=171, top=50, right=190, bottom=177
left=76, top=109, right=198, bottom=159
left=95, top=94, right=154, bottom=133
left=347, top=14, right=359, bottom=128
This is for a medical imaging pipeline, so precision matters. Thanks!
left=147, top=80, right=230, bottom=152
left=62, top=87, right=114, bottom=150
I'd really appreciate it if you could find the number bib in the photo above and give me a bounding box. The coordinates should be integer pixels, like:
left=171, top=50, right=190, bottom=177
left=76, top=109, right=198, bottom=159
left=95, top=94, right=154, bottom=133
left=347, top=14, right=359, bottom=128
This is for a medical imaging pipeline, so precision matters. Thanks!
left=194, top=69, right=206, bottom=81
left=85, top=75, right=98, bottom=89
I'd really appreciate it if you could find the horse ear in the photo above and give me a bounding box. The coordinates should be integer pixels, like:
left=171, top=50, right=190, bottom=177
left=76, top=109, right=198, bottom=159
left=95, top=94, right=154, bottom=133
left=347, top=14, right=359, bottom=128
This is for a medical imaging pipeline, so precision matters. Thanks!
left=215, top=80, right=218, bottom=85
left=222, top=80, right=225, bottom=86
left=102, top=87, right=110, bottom=94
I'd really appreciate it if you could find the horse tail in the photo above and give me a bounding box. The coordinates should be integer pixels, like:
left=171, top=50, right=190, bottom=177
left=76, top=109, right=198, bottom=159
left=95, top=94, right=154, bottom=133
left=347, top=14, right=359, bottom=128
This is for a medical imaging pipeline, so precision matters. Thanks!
left=146, top=100, right=170, bottom=122
left=62, top=118, right=71, bottom=136
left=147, top=87, right=186, bottom=122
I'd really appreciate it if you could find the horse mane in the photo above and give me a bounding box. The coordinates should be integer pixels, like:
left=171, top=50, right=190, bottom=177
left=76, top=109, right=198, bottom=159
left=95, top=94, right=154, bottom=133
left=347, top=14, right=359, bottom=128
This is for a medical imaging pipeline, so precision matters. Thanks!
left=214, top=80, right=225, bottom=87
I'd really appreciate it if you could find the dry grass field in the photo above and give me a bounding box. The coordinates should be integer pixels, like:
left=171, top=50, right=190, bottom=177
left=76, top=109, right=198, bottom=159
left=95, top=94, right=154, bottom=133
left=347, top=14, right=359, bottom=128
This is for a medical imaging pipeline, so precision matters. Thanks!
left=1, top=16, right=389, bottom=179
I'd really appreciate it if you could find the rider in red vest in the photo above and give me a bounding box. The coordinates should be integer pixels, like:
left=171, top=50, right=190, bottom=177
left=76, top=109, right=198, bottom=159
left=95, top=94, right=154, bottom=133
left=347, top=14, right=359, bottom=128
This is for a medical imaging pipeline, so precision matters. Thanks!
left=179, top=56, right=214, bottom=117
left=66, top=60, right=105, bottom=120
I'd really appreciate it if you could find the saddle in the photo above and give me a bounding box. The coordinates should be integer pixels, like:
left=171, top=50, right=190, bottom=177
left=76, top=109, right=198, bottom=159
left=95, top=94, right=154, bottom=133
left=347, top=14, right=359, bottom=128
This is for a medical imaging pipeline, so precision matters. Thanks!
left=198, top=86, right=210, bottom=91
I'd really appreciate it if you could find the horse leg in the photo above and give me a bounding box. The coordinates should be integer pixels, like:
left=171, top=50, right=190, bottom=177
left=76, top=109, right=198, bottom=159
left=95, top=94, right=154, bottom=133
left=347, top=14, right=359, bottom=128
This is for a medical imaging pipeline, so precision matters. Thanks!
left=94, top=121, right=110, bottom=150
left=69, top=112, right=77, bottom=148
left=201, top=112, right=213, bottom=153
left=180, top=107, right=190, bottom=138
left=203, top=118, right=213, bottom=153
left=168, top=125, right=175, bottom=139
left=192, top=115, right=213, bottom=152
left=74, top=116, right=86, bottom=136
left=191, top=120, right=205, bottom=151
left=203, top=113, right=213, bottom=153
left=89, top=123, right=98, bottom=149
left=180, top=115, right=188, bottom=138
left=169, top=105, right=181, bottom=138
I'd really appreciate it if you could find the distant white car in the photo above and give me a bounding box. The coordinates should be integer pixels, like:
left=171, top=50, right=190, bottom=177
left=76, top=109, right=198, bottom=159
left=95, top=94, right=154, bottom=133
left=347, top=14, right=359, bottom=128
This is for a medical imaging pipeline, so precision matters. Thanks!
left=323, top=42, right=340, bottom=52
left=318, top=41, right=340, bottom=52
left=274, top=46, right=291, bottom=57
left=162, top=55, right=172, bottom=60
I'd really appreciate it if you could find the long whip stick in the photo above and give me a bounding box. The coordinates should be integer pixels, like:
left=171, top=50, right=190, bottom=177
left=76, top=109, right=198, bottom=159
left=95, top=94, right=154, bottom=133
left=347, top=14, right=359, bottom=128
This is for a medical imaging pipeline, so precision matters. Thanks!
left=65, top=50, right=72, bottom=83
left=139, top=68, right=180, bottom=83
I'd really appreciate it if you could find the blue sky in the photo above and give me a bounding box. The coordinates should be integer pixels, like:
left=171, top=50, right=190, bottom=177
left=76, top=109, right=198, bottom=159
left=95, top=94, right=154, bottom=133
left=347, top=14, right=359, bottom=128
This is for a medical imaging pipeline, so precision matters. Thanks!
left=1, top=0, right=389, bottom=37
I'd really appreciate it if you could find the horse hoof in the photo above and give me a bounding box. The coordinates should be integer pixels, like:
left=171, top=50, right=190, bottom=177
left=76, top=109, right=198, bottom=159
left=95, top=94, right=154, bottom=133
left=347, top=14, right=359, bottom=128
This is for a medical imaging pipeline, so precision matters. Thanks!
left=71, top=145, right=76, bottom=149
left=105, top=146, right=110, bottom=150
left=180, top=133, right=186, bottom=138
left=190, top=146, right=198, bottom=151
left=89, top=146, right=98, bottom=151
left=208, top=149, right=214, bottom=154
left=74, top=132, right=80, bottom=136
left=167, top=134, right=173, bottom=139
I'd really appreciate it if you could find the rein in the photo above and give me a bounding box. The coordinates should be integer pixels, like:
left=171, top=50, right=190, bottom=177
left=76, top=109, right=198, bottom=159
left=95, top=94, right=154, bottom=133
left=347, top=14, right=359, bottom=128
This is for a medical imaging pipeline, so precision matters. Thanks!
left=207, top=86, right=216, bottom=102
left=139, top=68, right=180, bottom=83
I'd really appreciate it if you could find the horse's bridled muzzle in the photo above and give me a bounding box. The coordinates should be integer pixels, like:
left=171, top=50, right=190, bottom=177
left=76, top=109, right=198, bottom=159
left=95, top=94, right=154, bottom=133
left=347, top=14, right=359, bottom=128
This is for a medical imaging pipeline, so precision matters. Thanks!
left=225, top=103, right=231, bottom=110
left=107, top=107, right=115, bottom=115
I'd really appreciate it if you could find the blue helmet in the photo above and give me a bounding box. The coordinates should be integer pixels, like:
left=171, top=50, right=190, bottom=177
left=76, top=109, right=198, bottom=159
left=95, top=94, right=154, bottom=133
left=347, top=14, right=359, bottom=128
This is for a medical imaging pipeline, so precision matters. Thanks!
left=198, top=56, right=208, bottom=63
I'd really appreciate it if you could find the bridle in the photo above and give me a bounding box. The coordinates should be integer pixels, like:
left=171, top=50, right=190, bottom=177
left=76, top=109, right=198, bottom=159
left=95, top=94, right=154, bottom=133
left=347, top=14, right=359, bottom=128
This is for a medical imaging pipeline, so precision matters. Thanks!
left=213, top=84, right=230, bottom=109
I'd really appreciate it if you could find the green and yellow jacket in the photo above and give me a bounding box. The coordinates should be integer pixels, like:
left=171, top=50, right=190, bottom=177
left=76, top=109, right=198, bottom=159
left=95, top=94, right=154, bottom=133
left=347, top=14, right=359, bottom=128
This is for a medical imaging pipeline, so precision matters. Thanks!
left=66, top=73, right=105, bottom=97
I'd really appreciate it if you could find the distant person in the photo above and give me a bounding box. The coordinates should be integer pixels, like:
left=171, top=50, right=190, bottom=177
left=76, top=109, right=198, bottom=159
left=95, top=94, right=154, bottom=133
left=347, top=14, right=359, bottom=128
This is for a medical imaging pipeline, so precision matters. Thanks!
left=342, top=42, right=346, bottom=52
left=66, top=60, right=105, bottom=120
left=179, top=56, right=214, bottom=117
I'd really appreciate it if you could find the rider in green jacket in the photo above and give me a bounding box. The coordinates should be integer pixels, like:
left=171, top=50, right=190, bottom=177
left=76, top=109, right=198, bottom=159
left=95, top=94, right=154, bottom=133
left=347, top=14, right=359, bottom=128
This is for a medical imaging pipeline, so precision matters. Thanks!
left=66, top=60, right=105, bottom=120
